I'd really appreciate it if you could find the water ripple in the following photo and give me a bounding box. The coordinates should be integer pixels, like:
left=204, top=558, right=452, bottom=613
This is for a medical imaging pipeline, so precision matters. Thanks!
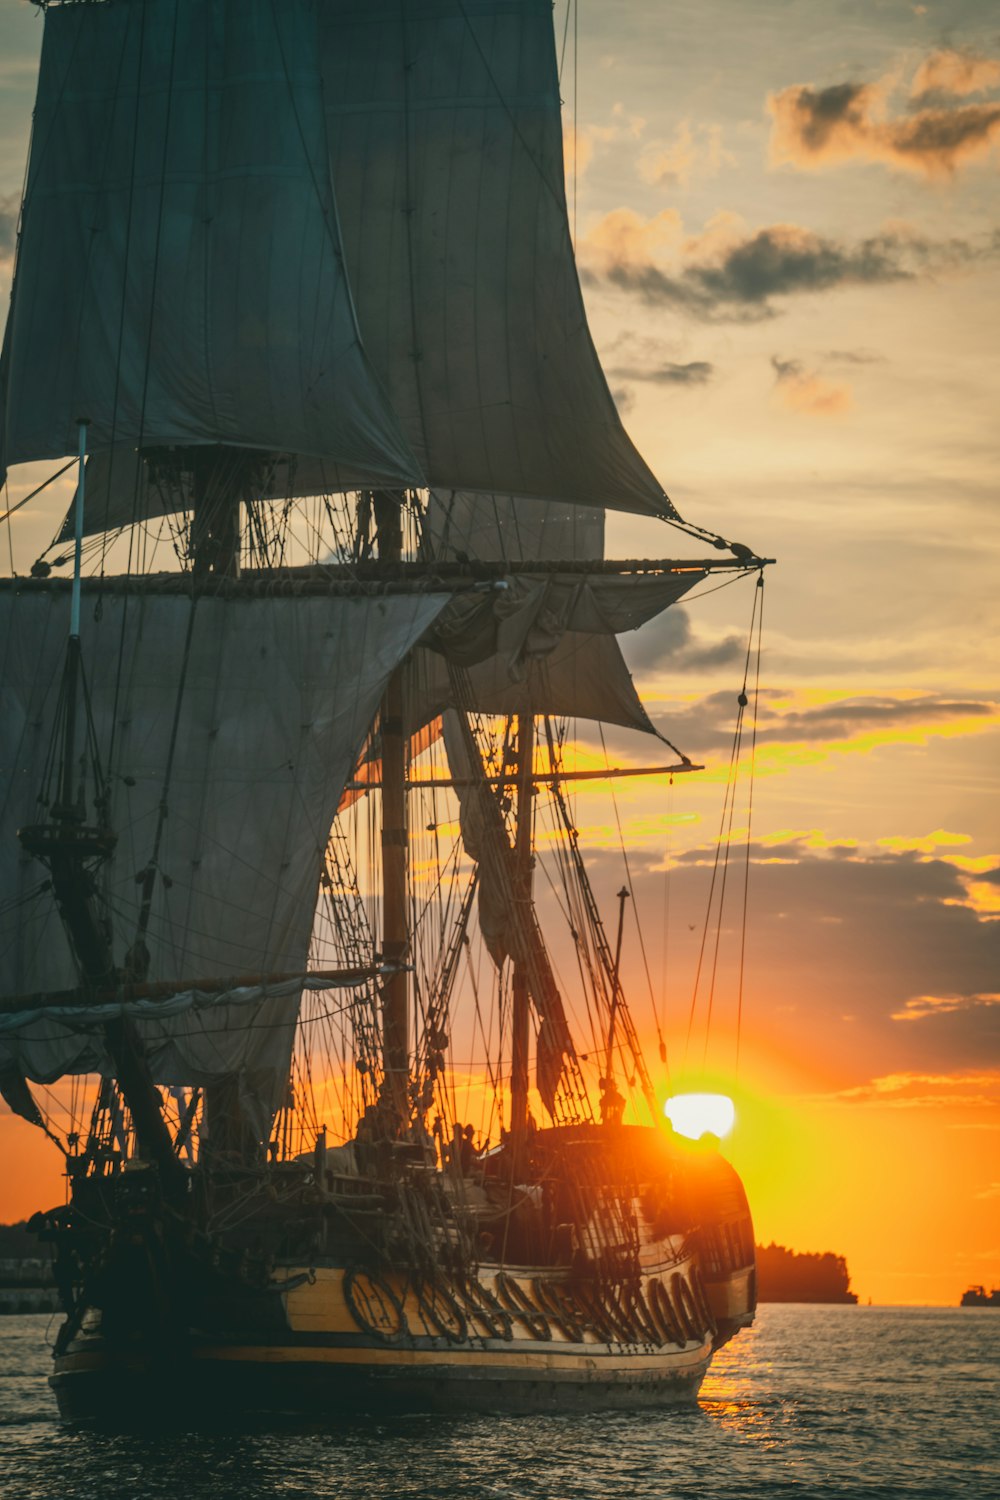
left=1, top=1307, right=997, bottom=1500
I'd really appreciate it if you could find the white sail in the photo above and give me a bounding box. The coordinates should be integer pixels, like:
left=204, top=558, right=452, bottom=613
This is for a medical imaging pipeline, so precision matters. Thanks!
left=0, top=979, right=350, bottom=1134
left=0, top=586, right=449, bottom=1002
left=0, top=0, right=419, bottom=488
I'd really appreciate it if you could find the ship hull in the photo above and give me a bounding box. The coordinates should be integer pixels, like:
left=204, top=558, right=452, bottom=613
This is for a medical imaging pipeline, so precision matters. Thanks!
left=40, top=1128, right=756, bottom=1425
left=48, top=1257, right=729, bottom=1424
left=51, top=1338, right=711, bottom=1422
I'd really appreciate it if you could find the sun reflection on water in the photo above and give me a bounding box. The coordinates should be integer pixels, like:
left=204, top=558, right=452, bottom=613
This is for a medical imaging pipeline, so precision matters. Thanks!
left=699, top=1323, right=782, bottom=1445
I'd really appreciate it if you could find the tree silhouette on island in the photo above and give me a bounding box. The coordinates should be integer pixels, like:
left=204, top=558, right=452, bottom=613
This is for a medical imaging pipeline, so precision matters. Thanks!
left=755, top=1242, right=858, bottom=1304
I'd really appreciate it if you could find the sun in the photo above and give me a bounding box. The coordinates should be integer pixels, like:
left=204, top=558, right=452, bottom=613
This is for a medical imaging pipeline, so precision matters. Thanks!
left=664, top=1093, right=736, bottom=1141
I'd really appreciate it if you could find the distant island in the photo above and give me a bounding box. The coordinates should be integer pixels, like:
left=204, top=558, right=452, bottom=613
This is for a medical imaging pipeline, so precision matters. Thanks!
left=0, top=1220, right=58, bottom=1314
left=755, top=1241, right=858, bottom=1304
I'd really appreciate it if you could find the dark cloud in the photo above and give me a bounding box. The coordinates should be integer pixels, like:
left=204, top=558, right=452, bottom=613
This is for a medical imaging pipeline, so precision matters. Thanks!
left=783, top=82, right=873, bottom=150
left=769, top=73, right=1000, bottom=177
left=822, top=347, right=885, bottom=365
left=621, top=606, right=744, bottom=675
left=581, top=222, right=966, bottom=322
left=564, top=838, right=1000, bottom=1084
left=609, top=386, right=635, bottom=415
left=607, top=360, right=714, bottom=386
left=771, top=355, right=802, bottom=382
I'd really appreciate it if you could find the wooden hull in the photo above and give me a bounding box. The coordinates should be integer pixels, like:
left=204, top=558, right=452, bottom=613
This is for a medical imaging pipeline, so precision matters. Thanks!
left=50, top=1261, right=726, bottom=1423
left=52, top=1340, right=711, bottom=1422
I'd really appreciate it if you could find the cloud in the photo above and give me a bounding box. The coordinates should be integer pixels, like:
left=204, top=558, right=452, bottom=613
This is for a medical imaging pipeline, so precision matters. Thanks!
left=571, top=832, right=1000, bottom=1083
left=646, top=688, right=1000, bottom=759
left=822, top=348, right=885, bottom=365
left=564, top=101, right=646, bottom=182
left=771, top=356, right=853, bottom=416
left=888, top=994, right=1000, bottom=1065
left=827, top=1071, right=1000, bottom=1108
left=621, top=606, right=743, bottom=675
left=910, top=49, right=1000, bottom=101
left=609, top=360, right=714, bottom=386
left=579, top=208, right=980, bottom=321
left=637, top=120, right=734, bottom=190
left=768, top=65, right=1000, bottom=178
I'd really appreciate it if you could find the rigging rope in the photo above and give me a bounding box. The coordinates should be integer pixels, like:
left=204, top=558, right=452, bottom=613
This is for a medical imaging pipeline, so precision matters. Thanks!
left=736, top=575, right=764, bottom=1076
left=682, top=571, right=765, bottom=1074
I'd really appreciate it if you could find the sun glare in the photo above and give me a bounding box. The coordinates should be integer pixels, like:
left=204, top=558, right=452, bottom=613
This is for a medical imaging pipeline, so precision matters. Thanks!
left=664, top=1092, right=736, bottom=1141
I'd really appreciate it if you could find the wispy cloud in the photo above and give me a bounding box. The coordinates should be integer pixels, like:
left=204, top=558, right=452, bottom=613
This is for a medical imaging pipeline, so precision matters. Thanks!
left=891, top=993, right=1000, bottom=1022
left=769, top=53, right=1000, bottom=178
left=771, top=355, right=853, bottom=417
left=825, top=1070, right=1000, bottom=1108
left=564, top=101, right=646, bottom=182
left=637, top=120, right=734, bottom=190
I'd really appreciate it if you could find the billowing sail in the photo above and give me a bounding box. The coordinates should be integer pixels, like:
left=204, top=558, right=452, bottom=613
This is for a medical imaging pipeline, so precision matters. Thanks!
left=323, top=0, right=674, bottom=517
left=45, top=0, right=679, bottom=541
left=0, top=584, right=449, bottom=1092
left=0, top=0, right=419, bottom=488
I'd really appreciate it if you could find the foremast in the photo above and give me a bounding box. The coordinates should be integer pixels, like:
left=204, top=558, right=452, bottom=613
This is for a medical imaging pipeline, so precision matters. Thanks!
left=16, top=424, right=184, bottom=1192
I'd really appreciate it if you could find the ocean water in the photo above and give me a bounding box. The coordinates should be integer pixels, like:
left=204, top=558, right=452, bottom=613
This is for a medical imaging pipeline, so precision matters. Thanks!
left=1, top=1307, right=997, bottom=1499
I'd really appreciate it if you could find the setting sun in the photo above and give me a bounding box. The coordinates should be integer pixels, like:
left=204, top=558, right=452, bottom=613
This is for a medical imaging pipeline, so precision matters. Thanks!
left=665, top=1093, right=736, bottom=1141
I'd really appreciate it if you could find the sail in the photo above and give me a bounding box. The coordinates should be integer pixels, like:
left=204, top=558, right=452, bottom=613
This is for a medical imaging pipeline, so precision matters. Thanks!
left=0, top=584, right=449, bottom=1091
left=0, top=980, right=346, bottom=1138
left=320, top=0, right=675, bottom=518
left=47, top=0, right=677, bottom=539
left=0, top=0, right=418, bottom=488
left=412, top=492, right=690, bottom=733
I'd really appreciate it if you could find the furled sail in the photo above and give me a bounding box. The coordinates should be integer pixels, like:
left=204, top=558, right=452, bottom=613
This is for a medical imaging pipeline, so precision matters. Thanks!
left=322, top=0, right=675, bottom=517
left=0, top=585, right=449, bottom=1098
left=0, top=0, right=419, bottom=489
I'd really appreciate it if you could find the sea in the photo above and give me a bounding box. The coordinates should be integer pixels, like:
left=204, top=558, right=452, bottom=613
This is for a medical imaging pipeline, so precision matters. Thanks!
left=1, top=1307, right=997, bottom=1500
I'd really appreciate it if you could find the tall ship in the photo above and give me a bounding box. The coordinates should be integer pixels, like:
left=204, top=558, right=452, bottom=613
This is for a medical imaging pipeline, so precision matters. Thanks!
left=0, top=0, right=765, bottom=1421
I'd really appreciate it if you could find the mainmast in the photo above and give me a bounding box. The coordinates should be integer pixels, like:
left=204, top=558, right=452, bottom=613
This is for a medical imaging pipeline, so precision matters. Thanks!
left=374, top=492, right=410, bottom=1134
left=189, top=448, right=243, bottom=579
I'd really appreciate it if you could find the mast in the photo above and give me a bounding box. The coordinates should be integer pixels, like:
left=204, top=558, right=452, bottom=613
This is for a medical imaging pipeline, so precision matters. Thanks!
left=509, top=711, right=534, bottom=1137
left=375, top=492, right=409, bottom=1133
left=189, top=448, right=242, bottom=579
left=18, top=423, right=184, bottom=1192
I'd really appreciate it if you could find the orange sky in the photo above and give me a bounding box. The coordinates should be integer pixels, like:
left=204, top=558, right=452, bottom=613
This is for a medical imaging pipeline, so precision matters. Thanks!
left=1, top=2, right=998, bottom=1303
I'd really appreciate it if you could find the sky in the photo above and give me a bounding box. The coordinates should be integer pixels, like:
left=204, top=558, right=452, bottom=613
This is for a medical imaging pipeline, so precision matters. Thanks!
left=1, top=0, right=998, bottom=1306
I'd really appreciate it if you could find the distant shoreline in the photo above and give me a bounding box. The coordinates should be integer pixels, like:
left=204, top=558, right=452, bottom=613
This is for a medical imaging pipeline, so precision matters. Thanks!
left=755, top=1241, right=858, bottom=1304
